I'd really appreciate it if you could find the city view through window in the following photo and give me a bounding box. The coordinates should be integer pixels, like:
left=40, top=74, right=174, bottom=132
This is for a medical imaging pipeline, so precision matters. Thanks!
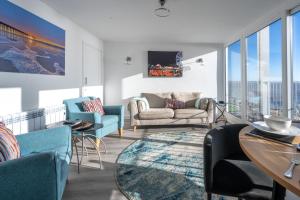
left=246, top=20, right=282, bottom=121
left=226, top=12, right=300, bottom=121
left=226, top=41, right=241, bottom=118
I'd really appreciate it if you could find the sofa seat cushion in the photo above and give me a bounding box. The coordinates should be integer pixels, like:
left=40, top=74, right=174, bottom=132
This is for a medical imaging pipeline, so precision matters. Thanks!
left=174, top=108, right=208, bottom=119
left=213, top=159, right=273, bottom=199
left=102, top=115, right=119, bottom=126
left=139, top=108, right=174, bottom=120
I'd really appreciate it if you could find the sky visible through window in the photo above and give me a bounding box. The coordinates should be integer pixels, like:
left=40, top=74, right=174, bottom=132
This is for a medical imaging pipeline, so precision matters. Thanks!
left=232, top=20, right=283, bottom=82
left=227, top=41, right=241, bottom=82
left=228, top=12, right=300, bottom=119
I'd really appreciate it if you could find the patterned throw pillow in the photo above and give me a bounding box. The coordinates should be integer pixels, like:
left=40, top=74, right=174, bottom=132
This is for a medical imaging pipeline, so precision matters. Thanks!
left=165, top=98, right=185, bottom=109
left=0, top=123, right=20, bottom=162
left=82, top=98, right=105, bottom=115
left=195, top=98, right=209, bottom=110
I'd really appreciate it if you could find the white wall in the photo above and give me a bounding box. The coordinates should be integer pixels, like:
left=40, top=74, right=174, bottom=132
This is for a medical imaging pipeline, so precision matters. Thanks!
left=0, top=0, right=103, bottom=115
left=104, top=41, right=224, bottom=114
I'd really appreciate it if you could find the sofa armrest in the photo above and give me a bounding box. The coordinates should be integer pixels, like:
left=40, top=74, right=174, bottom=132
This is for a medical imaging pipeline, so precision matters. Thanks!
left=128, top=100, right=139, bottom=126
left=0, top=152, right=59, bottom=200
left=16, top=126, right=72, bottom=158
left=103, top=105, right=125, bottom=128
left=69, top=112, right=101, bottom=124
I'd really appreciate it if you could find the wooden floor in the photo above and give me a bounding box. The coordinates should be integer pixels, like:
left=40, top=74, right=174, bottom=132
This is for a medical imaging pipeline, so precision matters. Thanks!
left=62, top=124, right=299, bottom=200
left=63, top=125, right=206, bottom=200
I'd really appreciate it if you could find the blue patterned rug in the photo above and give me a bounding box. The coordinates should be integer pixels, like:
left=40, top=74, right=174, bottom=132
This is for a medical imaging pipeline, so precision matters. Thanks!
left=116, top=129, right=232, bottom=200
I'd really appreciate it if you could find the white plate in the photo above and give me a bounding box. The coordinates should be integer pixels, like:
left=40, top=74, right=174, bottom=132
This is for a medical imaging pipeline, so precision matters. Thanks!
left=252, top=121, right=300, bottom=136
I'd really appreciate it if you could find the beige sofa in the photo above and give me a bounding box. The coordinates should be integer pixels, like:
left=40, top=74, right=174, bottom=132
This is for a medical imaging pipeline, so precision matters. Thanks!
left=128, top=92, right=215, bottom=130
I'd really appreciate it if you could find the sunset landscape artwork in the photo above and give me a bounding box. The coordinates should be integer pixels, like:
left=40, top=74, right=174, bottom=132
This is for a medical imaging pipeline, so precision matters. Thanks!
left=0, top=0, right=65, bottom=75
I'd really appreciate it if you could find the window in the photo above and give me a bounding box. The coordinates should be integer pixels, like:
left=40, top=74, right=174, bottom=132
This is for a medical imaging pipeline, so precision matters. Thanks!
left=291, top=11, right=300, bottom=120
left=226, top=40, right=241, bottom=117
left=246, top=33, right=260, bottom=121
left=246, top=20, right=282, bottom=121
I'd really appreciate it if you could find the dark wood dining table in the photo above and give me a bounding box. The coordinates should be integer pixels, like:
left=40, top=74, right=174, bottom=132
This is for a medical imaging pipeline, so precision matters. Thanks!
left=239, top=126, right=300, bottom=200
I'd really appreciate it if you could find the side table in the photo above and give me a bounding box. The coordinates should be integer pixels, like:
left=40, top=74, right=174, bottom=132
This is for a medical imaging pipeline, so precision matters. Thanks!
left=47, top=121, right=105, bottom=174
left=72, top=123, right=105, bottom=173
left=215, top=102, right=227, bottom=124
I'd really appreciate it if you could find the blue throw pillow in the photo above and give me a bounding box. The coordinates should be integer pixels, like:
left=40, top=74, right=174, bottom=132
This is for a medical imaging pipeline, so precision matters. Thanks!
left=133, top=97, right=150, bottom=110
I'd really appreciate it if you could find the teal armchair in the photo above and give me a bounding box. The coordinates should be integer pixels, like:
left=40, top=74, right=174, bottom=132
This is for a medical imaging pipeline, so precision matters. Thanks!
left=0, top=126, right=72, bottom=200
left=63, top=97, right=125, bottom=140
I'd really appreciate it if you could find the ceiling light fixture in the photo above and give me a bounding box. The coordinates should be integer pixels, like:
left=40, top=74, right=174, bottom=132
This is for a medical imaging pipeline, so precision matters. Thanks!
left=154, top=0, right=170, bottom=17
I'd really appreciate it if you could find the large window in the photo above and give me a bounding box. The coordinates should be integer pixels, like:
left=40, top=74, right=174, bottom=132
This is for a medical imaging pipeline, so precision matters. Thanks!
left=291, top=11, right=300, bottom=120
left=226, top=40, right=241, bottom=117
left=246, top=33, right=260, bottom=121
left=225, top=7, right=300, bottom=121
left=246, top=20, right=283, bottom=121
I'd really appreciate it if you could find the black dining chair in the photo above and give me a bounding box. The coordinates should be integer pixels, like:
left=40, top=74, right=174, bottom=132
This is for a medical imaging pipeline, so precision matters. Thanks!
left=203, top=124, right=274, bottom=200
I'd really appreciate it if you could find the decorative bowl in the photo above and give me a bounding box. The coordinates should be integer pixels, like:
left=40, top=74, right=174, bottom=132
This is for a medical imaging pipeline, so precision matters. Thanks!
left=264, top=115, right=292, bottom=132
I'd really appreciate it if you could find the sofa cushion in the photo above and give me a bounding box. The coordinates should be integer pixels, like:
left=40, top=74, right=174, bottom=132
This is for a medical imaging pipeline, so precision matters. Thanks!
left=174, top=108, right=208, bottom=119
left=195, top=98, right=210, bottom=110
left=82, top=98, right=105, bottom=115
left=172, top=92, right=202, bottom=108
left=165, top=98, right=185, bottom=109
left=137, top=100, right=147, bottom=112
left=133, top=97, right=150, bottom=110
left=0, top=123, right=20, bottom=162
left=142, top=93, right=172, bottom=108
left=102, top=115, right=119, bottom=126
left=139, top=108, right=174, bottom=120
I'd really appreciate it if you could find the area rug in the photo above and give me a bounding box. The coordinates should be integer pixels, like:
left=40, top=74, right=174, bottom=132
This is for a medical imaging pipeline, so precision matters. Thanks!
left=115, top=129, right=232, bottom=200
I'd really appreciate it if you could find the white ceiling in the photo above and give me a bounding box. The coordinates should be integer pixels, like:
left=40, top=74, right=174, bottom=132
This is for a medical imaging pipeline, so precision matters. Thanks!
left=42, top=0, right=287, bottom=43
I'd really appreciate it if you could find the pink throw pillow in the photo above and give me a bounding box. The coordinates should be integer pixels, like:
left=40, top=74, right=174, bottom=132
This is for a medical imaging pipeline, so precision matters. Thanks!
left=82, top=98, right=105, bottom=115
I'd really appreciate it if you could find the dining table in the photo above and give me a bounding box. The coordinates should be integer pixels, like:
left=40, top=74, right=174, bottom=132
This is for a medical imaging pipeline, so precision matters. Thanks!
left=239, top=125, right=300, bottom=200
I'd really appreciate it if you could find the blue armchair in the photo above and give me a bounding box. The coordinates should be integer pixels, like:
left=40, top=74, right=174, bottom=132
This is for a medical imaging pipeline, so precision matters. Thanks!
left=63, top=97, right=125, bottom=141
left=0, top=126, right=72, bottom=200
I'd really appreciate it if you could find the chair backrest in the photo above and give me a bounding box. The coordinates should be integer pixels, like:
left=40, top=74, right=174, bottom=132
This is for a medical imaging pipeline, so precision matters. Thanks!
left=63, top=97, right=94, bottom=119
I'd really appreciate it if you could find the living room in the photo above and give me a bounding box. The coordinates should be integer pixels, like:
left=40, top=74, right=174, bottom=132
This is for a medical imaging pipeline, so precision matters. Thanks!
left=1, top=0, right=300, bottom=200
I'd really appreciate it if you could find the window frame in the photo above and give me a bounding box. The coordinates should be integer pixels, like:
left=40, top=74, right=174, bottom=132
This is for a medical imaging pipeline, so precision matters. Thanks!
left=288, top=9, right=300, bottom=120
left=224, top=13, right=291, bottom=121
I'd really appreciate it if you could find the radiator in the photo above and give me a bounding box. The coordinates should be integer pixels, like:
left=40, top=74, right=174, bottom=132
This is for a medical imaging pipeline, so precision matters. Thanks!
left=0, top=104, right=66, bottom=135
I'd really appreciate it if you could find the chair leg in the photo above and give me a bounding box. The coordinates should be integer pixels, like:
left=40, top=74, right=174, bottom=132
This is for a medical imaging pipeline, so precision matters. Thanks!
left=209, top=123, right=213, bottom=129
left=133, top=126, right=137, bottom=132
left=118, top=128, right=123, bottom=137
left=272, top=181, right=286, bottom=200
left=96, top=138, right=100, bottom=148
left=207, top=193, right=212, bottom=200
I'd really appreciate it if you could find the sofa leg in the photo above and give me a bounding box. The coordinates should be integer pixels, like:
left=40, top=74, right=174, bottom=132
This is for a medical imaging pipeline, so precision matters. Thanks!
left=96, top=138, right=100, bottom=148
left=118, top=128, right=123, bottom=137
left=133, top=126, right=137, bottom=132
left=209, top=123, right=213, bottom=129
